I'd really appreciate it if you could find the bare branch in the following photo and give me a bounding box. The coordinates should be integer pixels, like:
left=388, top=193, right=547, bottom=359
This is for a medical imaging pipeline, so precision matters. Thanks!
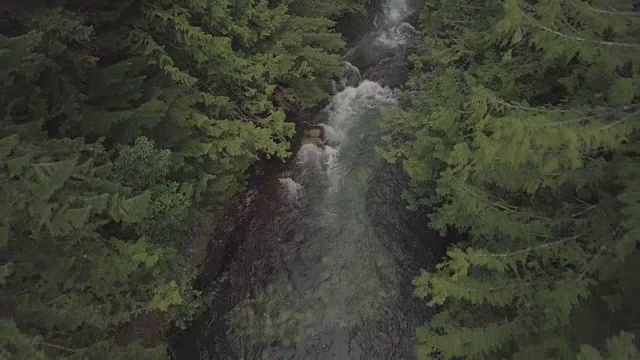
left=473, top=235, right=582, bottom=258
left=601, top=109, right=640, bottom=130
left=572, top=1, right=640, bottom=16
left=533, top=23, right=640, bottom=48
left=499, top=101, right=571, bottom=113
left=43, top=342, right=82, bottom=353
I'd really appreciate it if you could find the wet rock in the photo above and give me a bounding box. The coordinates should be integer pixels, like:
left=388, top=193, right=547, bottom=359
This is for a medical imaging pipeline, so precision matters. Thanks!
left=331, top=62, right=362, bottom=94
left=312, top=110, right=330, bottom=125
left=301, top=136, right=324, bottom=147
left=363, top=54, right=411, bottom=88
left=344, top=32, right=395, bottom=71
left=307, top=128, right=322, bottom=138
left=341, top=61, right=362, bottom=88
left=344, top=22, right=416, bottom=73
left=301, top=121, right=326, bottom=147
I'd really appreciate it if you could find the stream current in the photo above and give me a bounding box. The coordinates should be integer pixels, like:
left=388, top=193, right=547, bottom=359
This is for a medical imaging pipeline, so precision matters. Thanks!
left=171, top=1, right=443, bottom=358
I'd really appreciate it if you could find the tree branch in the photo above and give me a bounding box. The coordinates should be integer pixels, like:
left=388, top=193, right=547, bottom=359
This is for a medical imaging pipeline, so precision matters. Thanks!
left=573, top=1, right=640, bottom=16
left=538, top=105, right=640, bottom=128
left=474, top=235, right=582, bottom=258
left=533, top=23, right=640, bottom=48
left=601, top=109, right=640, bottom=130
left=497, top=100, right=572, bottom=113
left=43, top=342, right=82, bottom=353
left=460, top=184, right=550, bottom=220
left=462, top=272, right=567, bottom=292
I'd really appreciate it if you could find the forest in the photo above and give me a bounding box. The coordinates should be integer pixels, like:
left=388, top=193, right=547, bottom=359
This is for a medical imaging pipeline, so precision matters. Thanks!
left=380, top=0, right=639, bottom=358
left=1, top=0, right=638, bottom=359
left=1, top=0, right=367, bottom=357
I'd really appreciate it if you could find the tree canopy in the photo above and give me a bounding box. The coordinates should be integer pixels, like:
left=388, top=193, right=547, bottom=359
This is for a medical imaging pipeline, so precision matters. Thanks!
left=381, top=0, right=639, bottom=358
left=1, top=0, right=364, bottom=357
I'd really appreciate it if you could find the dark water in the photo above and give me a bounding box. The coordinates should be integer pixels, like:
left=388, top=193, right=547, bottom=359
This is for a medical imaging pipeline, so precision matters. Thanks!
left=170, top=1, right=444, bottom=358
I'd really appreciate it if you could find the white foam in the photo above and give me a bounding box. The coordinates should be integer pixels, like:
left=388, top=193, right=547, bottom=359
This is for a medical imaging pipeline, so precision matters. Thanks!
left=330, top=79, right=339, bottom=94
left=321, top=81, right=396, bottom=145
left=278, top=178, right=304, bottom=202
left=292, top=81, right=398, bottom=194
left=317, top=124, right=338, bottom=145
left=323, top=145, right=338, bottom=171
left=353, top=80, right=398, bottom=105
left=322, top=145, right=342, bottom=192
left=383, top=0, right=411, bottom=25
left=374, top=22, right=416, bottom=49
left=297, top=143, right=324, bottom=167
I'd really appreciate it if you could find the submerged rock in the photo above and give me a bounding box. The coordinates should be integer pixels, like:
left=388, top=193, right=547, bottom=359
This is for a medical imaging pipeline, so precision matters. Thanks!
left=363, top=54, right=411, bottom=88
left=306, top=128, right=322, bottom=138
left=301, top=136, right=324, bottom=147
left=301, top=121, right=326, bottom=148
left=344, top=22, right=416, bottom=72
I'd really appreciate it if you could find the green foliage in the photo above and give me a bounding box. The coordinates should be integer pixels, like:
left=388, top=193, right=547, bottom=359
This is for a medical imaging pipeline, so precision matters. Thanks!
left=140, top=182, right=194, bottom=245
left=2, top=0, right=365, bottom=356
left=3, top=0, right=356, bottom=205
left=113, top=137, right=194, bottom=245
left=288, top=0, right=368, bottom=18
left=262, top=15, right=347, bottom=108
left=0, top=317, right=169, bottom=359
left=382, top=0, right=640, bottom=358
left=577, top=332, right=638, bottom=360
left=113, top=137, right=171, bottom=191
left=0, top=319, right=48, bottom=360
left=0, top=132, right=200, bottom=358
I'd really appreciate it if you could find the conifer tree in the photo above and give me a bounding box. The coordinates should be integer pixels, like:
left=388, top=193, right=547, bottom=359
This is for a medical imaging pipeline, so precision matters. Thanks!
left=381, top=0, right=639, bottom=358
left=0, top=131, right=200, bottom=358
left=4, top=0, right=358, bottom=204
left=2, top=0, right=367, bottom=356
left=578, top=332, right=638, bottom=360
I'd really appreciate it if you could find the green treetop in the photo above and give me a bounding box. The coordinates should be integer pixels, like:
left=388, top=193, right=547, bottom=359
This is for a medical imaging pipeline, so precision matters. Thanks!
left=381, top=0, right=639, bottom=358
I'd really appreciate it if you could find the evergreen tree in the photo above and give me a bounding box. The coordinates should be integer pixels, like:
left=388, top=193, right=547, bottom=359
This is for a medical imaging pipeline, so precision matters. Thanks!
left=3, top=0, right=361, bottom=204
left=2, top=0, right=368, bottom=356
left=0, top=131, right=200, bottom=358
left=381, top=0, right=639, bottom=358
left=288, top=0, right=367, bottom=18
left=577, top=332, right=638, bottom=360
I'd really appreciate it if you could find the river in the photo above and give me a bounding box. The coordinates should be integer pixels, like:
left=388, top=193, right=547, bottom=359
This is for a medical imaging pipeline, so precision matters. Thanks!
left=170, top=0, right=444, bottom=358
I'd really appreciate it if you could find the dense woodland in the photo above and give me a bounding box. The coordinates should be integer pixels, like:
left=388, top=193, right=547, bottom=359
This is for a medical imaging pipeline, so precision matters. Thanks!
left=381, top=0, right=639, bottom=358
left=2, top=0, right=639, bottom=359
left=1, top=0, right=366, bottom=358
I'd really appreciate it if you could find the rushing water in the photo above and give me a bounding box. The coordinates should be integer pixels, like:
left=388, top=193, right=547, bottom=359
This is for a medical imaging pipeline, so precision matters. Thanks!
left=262, top=80, right=400, bottom=358
left=171, top=1, right=443, bottom=358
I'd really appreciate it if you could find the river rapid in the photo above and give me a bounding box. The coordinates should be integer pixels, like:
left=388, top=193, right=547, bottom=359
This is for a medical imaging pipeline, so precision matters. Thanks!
left=171, top=1, right=444, bottom=358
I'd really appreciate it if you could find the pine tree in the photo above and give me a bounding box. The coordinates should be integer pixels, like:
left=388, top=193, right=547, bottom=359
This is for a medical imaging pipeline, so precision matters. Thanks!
left=288, top=0, right=367, bottom=18
left=0, top=131, right=200, bottom=358
left=381, top=0, right=640, bottom=358
left=577, top=332, right=638, bottom=360
left=4, top=0, right=357, bottom=205
left=2, top=0, right=368, bottom=356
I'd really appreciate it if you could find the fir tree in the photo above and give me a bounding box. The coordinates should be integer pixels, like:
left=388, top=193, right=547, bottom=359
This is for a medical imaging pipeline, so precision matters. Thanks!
left=577, top=332, right=638, bottom=360
left=2, top=0, right=368, bottom=356
left=0, top=131, right=200, bottom=358
left=381, top=0, right=639, bottom=358
left=4, top=0, right=358, bottom=204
